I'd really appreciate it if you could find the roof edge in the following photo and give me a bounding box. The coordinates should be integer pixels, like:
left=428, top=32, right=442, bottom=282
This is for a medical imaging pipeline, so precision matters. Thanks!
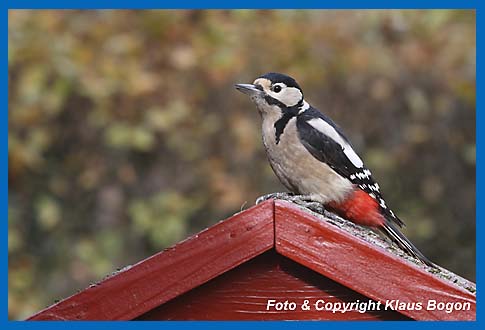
left=28, top=198, right=476, bottom=321
left=274, top=200, right=476, bottom=321
left=28, top=200, right=275, bottom=321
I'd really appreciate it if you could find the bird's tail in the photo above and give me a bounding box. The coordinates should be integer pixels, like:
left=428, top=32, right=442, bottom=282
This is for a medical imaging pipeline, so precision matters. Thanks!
left=381, top=221, right=436, bottom=268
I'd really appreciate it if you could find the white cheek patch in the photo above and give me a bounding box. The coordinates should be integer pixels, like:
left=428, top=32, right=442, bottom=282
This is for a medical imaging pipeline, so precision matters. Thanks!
left=269, top=87, right=303, bottom=107
left=307, top=118, right=364, bottom=168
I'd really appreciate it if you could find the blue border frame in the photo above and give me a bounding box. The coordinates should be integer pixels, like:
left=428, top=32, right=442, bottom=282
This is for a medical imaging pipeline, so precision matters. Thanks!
left=3, top=1, right=479, bottom=9
left=4, top=0, right=480, bottom=328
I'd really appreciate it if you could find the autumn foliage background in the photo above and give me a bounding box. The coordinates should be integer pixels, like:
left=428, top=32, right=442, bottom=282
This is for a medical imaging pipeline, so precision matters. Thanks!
left=8, top=10, right=475, bottom=319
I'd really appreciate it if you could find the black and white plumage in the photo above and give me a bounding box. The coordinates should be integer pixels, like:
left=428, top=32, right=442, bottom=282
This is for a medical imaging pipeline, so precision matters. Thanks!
left=297, top=107, right=404, bottom=227
left=235, top=72, right=433, bottom=266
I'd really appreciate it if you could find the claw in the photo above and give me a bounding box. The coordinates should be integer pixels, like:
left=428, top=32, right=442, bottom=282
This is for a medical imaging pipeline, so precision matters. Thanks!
left=297, top=201, right=326, bottom=214
left=255, top=192, right=327, bottom=215
left=255, top=192, right=294, bottom=204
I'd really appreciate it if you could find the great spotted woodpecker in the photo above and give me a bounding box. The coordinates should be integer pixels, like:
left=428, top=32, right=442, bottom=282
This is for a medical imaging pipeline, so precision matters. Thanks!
left=236, top=72, right=434, bottom=267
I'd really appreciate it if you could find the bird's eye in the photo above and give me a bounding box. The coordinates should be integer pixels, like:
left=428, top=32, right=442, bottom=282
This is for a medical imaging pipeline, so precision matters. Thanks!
left=273, top=85, right=282, bottom=93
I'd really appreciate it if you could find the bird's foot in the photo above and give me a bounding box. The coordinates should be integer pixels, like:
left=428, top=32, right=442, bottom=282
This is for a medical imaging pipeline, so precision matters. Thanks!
left=255, top=192, right=327, bottom=215
left=255, top=192, right=295, bottom=204
left=291, top=199, right=326, bottom=215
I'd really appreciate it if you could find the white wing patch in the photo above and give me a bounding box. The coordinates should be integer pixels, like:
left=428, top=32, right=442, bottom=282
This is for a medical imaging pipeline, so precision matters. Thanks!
left=307, top=118, right=364, bottom=168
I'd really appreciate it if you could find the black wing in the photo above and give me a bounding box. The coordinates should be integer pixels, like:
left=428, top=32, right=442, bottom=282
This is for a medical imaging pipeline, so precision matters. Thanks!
left=296, top=107, right=404, bottom=227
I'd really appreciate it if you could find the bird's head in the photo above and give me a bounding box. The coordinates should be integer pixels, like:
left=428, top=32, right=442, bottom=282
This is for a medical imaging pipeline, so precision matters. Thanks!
left=235, top=73, right=305, bottom=115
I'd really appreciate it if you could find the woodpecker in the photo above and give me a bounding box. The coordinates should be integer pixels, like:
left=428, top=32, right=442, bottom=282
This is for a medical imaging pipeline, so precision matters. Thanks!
left=235, top=72, right=434, bottom=267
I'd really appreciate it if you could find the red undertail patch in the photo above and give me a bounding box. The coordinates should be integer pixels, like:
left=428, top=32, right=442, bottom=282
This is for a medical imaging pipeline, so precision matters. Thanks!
left=328, top=189, right=385, bottom=227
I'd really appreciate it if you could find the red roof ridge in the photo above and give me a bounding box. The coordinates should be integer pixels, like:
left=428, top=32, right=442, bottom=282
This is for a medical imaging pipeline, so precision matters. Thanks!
left=27, top=199, right=475, bottom=321
left=276, top=200, right=475, bottom=294
left=274, top=200, right=475, bottom=320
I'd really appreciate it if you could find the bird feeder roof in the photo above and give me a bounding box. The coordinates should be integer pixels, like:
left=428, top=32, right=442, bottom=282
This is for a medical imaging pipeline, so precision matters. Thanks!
left=28, top=200, right=476, bottom=321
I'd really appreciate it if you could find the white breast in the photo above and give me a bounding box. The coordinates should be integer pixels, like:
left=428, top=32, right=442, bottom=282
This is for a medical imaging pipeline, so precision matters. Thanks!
left=261, top=114, right=354, bottom=204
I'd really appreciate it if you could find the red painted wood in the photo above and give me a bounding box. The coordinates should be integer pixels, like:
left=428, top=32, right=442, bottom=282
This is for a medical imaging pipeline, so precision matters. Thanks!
left=137, top=250, right=409, bottom=320
left=28, top=200, right=275, bottom=321
left=274, top=200, right=476, bottom=321
left=28, top=199, right=475, bottom=321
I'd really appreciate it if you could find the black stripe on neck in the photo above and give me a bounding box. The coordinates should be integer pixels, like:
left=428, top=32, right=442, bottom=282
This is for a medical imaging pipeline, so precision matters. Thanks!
left=274, top=100, right=304, bottom=144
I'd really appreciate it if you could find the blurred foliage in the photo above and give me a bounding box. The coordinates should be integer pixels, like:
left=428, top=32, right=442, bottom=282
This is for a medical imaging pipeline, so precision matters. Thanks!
left=8, top=10, right=475, bottom=319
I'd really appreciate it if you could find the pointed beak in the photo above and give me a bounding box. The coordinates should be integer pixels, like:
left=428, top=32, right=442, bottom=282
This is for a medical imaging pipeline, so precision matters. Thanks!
left=235, top=83, right=263, bottom=96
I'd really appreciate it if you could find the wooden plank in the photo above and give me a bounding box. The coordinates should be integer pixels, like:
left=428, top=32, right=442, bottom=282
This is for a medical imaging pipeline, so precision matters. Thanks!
left=274, top=200, right=476, bottom=321
left=28, top=200, right=275, bottom=321
left=137, top=250, right=409, bottom=320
